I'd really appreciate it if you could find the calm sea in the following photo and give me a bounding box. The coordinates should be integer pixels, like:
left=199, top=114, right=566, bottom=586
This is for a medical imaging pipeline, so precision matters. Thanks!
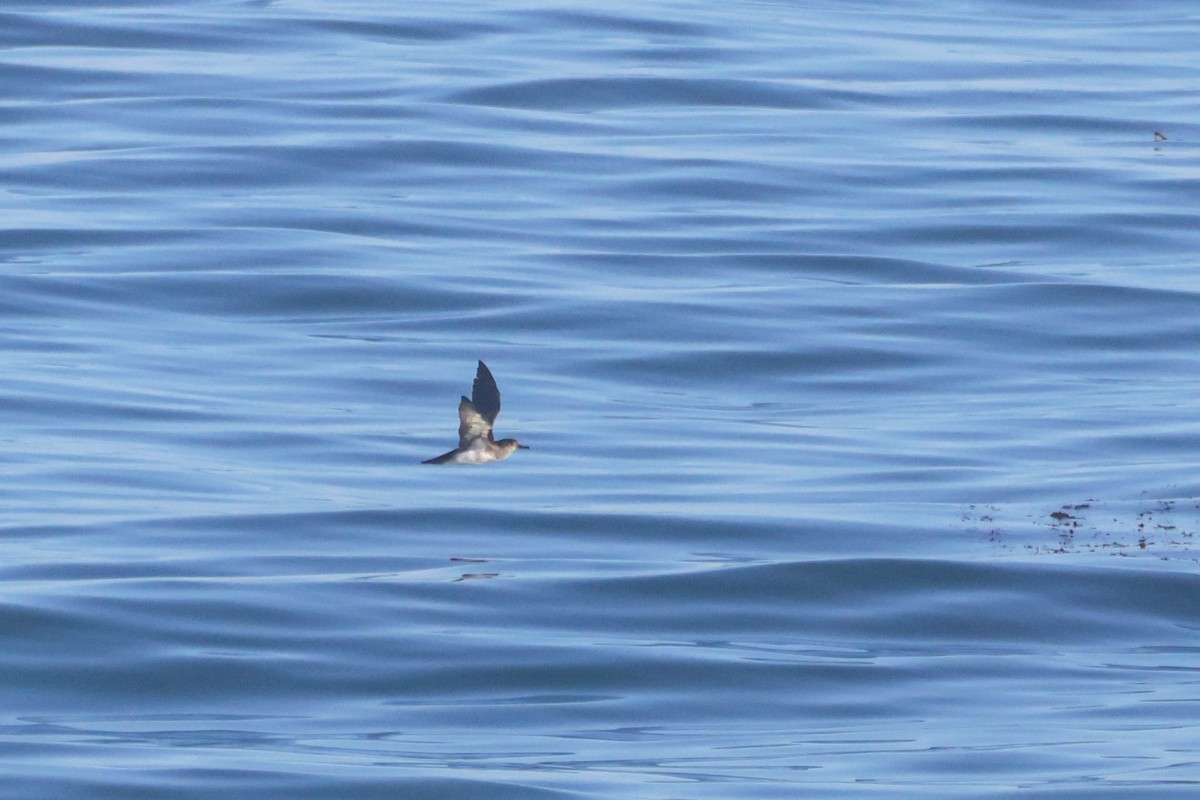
left=2, top=1, right=1199, bottom=797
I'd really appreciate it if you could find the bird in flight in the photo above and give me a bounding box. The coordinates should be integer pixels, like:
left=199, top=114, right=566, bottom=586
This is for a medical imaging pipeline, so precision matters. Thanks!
left=422, top=361, right=529, bottom=464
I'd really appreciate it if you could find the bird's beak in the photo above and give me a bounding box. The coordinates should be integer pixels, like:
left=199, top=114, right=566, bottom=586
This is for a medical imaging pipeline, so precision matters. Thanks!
left=518, top=444, right=530, bottom=449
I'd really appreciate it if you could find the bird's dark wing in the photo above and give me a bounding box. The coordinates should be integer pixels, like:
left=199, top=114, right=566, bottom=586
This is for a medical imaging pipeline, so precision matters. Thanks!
left=422, top=448, right=461, bottom=465
left=471, top=360, right=501, bottom=426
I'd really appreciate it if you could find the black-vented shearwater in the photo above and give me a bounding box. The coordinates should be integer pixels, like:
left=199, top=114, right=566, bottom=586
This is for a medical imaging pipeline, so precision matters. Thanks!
left=422, top=361, right=529, bottom=465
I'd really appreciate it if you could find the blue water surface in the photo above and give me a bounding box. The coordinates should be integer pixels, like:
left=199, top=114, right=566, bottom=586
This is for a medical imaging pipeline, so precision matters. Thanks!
left=2, top=1, right=1199, bottom=797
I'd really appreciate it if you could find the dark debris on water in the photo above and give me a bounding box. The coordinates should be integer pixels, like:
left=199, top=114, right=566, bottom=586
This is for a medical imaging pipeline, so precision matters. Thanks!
left=962, top=496, right=1200, bottom=563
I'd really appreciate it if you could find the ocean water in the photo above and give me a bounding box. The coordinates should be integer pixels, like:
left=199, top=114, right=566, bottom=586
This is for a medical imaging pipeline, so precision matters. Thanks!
left=2, top=1, right=1199, bottom=797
